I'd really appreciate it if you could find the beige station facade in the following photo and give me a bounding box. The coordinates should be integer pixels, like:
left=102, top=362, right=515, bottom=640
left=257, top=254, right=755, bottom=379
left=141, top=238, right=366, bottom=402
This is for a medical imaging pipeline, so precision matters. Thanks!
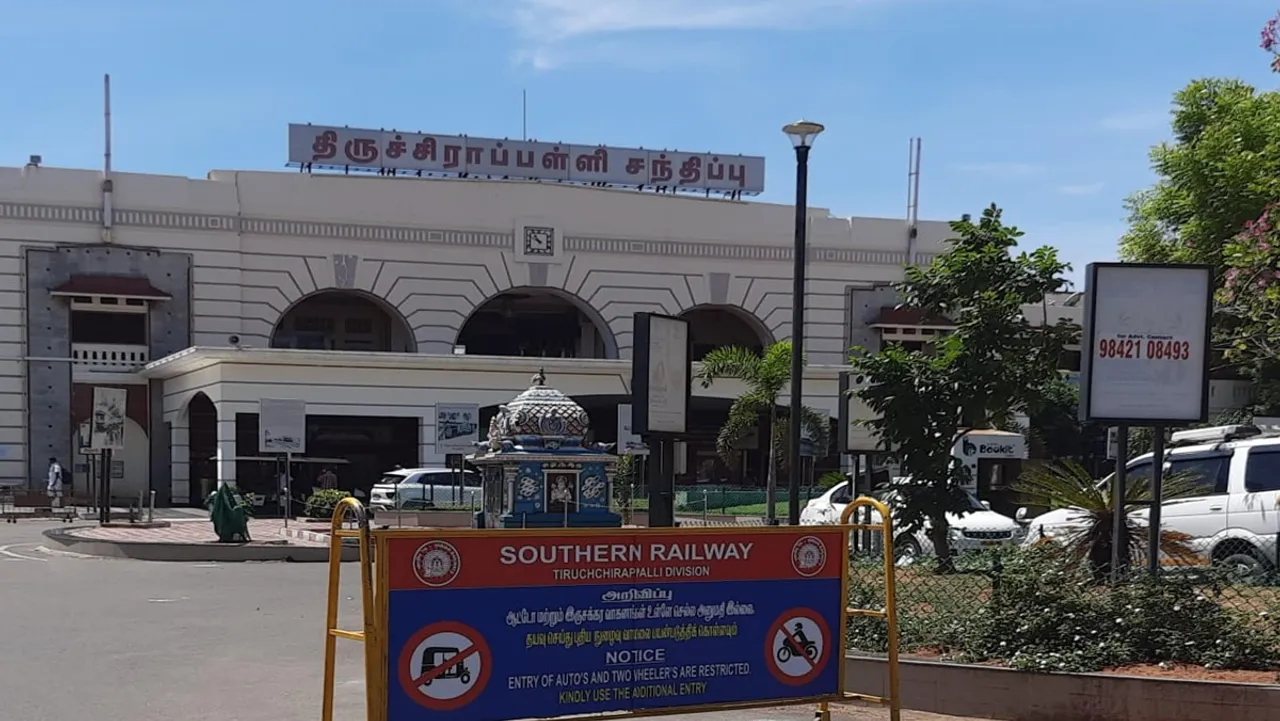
left=2, top=162, right=1252, bottom=506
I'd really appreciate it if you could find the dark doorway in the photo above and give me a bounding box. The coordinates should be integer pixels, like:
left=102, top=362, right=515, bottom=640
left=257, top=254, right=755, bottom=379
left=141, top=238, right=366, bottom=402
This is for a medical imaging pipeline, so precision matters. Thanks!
left=232, top=413, right=419, bottom=513
left=271, top=290, right=416, bottom=352
left=187, top=392, right=217, bottom=506
left=679, top=305, right=772, bottom=361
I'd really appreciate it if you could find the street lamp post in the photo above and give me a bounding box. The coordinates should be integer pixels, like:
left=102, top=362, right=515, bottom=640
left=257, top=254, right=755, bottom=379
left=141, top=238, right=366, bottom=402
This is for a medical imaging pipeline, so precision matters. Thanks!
left=782, top=120, right=824, bottom=526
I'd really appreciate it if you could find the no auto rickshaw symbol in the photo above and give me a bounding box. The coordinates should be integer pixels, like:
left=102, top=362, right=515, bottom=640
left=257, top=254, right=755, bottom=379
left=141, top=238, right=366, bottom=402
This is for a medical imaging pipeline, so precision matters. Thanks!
left=398, top=621, right=492, bottom=710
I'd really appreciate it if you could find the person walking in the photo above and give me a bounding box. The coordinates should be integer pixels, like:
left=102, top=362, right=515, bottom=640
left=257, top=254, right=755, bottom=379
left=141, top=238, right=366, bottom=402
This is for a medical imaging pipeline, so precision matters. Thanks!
left=46, top=457, right=64, bottom=508
left=317, top=467, right=338, bottom=490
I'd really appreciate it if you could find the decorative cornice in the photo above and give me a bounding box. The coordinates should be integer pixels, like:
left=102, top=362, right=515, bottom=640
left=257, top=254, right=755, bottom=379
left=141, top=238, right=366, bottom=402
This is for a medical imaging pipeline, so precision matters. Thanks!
left=0, top=200, right=927, bottom=266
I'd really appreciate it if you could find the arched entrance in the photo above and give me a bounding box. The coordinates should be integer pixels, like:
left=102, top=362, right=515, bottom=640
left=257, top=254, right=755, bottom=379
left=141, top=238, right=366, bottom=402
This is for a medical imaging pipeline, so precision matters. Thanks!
left=679, top=305, right=774, bottom=361
left=456, top=287, right=618, bottom=359
left=187, top=392, right=217, bottom=504
left=270, top=290, right=416, bottom=352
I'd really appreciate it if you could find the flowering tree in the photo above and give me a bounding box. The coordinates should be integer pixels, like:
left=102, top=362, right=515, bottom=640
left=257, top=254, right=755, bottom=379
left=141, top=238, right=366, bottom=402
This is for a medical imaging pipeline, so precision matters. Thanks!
left=1211, top=15, right=1280, bottom=407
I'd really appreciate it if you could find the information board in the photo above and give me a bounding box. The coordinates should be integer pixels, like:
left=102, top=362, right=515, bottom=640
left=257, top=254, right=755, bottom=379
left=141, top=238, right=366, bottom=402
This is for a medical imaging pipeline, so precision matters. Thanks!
left=1078, top=263, right=1213, bottom=425
left=381, top=528, right=844, bottom=721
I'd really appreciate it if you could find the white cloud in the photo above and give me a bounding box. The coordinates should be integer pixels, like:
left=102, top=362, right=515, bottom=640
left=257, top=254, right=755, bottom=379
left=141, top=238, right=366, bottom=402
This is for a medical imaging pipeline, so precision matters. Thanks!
left=953, top=162, right=1043, bottom=177
left=517, top=39, right=737, bottom=71
left=499, top=0, right=890, bottom=70
left=1059, top=181, right=1105, bottom=196
left=1097, top=111, right=1167, bottom=132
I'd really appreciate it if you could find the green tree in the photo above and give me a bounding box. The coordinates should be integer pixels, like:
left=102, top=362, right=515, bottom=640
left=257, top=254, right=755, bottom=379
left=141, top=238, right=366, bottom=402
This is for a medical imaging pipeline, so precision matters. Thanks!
left=1118, top=78, right=1280, bottom=268
left=696, top=341, right=829, bottom=524
left=850, top=205, right=1075, bottom=571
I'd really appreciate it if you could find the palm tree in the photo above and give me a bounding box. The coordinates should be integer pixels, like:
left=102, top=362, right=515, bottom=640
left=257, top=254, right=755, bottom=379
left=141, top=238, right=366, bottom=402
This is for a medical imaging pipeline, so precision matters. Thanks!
left=1016, top=460, right=1203, bottom=581
left=696, top=342, right=830, bottom=524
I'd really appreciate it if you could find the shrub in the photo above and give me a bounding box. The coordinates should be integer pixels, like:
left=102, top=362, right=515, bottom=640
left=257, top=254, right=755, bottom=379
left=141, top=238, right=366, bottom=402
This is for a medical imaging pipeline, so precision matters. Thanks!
left=848, top=543, right=1280, bottom=673
left=304, top=489, right=352, bottom=520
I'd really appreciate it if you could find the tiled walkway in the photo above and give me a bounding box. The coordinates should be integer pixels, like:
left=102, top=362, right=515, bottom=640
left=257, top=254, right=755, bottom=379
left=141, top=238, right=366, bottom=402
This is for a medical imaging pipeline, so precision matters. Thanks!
left=69, top=518, right=327, bottom=546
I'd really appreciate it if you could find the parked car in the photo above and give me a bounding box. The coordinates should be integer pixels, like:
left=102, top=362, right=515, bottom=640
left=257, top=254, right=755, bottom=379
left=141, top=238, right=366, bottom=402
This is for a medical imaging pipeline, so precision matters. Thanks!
left=1022, top=424, right=1280, bottom=578
left=800, top=477, right=1024, bottom=563
left=369, top=467, right=482, bottom=510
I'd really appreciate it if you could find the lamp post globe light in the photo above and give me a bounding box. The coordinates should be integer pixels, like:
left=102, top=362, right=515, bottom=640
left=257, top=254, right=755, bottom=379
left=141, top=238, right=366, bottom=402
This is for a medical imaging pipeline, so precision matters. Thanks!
left=782, top=120, right=823, bottom=526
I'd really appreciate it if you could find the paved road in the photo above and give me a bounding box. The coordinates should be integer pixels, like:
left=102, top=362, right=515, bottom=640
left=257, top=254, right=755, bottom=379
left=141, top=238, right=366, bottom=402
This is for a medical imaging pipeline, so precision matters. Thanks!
left=0, top=521, right=971, bottom=721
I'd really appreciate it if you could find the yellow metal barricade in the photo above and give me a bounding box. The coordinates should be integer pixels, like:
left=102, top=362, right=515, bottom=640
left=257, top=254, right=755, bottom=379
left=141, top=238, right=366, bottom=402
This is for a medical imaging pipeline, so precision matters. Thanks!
left=320, top=497, right=899, bottom=721
left=817, top=496, right=901, bottom=721
left=321, top=497, right=381, bottom=721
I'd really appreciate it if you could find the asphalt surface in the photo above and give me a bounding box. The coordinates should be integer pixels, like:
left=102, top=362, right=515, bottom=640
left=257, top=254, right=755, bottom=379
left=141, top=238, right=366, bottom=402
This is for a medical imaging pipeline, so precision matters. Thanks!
left=0, top=519, right=972, bottom=721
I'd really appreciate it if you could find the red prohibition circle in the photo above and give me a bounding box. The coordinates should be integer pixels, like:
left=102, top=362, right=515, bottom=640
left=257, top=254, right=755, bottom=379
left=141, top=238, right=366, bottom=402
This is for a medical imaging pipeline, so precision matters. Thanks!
left=764, top=608, right=832, bottom=687
left=397, top=621, right=492, bottom=711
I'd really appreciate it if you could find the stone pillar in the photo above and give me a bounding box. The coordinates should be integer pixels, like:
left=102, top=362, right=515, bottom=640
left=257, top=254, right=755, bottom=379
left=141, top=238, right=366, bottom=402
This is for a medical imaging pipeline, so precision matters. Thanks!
left=214, top=414, right=237, bottom=487
left=170, top=418, right=191, bottom=504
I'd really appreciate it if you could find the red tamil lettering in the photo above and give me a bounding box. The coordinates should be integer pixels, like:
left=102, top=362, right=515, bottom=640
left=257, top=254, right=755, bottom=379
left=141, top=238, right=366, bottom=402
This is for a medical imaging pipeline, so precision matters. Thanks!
left=311, top=130, right=338, bottom=161
left=542, top=146, right=569, bottom=171
left=344, top=137, right=379, bottom=164
left=727, top=162, right=747, bottom=188
left=650, top=153, right=674, bottom=183
left=707, top=157, right=726, bottom=181
left=625, top=157, right=646, bottom=175
left=465, top=146, right=484, bottom=166
left=575, top=148, right=608, bottom=174
left=412, top=137, right=437, bottom=161
left=490, top=143, right=510, bottom=167
left=678, top=156, right=703, bottom=185
left=515, top=149, right=536, bottom=168
left=443, top=144, right=462, bottom=169
left=385, top=134, right=407, bottom=159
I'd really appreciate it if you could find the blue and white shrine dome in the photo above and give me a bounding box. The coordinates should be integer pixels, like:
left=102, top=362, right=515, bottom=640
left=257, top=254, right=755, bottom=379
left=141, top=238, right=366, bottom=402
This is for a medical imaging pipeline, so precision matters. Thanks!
left=481, top=370, right=597, bottom=454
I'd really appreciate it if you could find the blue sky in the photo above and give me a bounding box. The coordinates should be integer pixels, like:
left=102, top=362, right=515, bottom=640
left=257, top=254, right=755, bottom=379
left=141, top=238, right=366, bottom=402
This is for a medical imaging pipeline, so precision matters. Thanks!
left=3, top=0, right=1279, bottom=285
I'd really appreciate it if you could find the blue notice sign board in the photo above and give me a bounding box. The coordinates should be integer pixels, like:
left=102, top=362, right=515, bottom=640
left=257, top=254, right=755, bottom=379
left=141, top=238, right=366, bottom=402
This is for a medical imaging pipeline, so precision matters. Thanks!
left=380, top=528, right=846, bottom=721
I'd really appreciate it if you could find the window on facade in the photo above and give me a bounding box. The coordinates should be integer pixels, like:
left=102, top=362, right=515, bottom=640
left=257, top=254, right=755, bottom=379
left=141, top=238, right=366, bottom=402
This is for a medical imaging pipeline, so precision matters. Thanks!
left=344, top=317, right=374, bottom=334
left=70, top=310, right=147, bottom=345
left=294, top=316, right=335, bottom=333
left=1244, top=449, right=1280, bottom=492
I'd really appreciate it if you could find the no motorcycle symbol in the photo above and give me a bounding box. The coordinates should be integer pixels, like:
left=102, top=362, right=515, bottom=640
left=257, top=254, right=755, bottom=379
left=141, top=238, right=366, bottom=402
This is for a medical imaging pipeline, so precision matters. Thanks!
left=765, top=608, right=830, bottom=686
left=398, top=621, right=492, bottom=711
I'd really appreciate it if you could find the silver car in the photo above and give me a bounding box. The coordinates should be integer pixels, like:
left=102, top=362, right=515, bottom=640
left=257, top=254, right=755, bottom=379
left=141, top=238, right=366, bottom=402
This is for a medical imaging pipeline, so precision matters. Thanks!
left=368, top=467, right=482, bottom=510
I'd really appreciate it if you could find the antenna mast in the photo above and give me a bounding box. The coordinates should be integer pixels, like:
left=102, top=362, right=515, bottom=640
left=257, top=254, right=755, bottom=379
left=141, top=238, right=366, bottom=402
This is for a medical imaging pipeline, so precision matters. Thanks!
left=906, top=138, right=922, bottom=264
left=102, top=74, right=115, bottom=245
left=522, top=89, right=528, bottom=140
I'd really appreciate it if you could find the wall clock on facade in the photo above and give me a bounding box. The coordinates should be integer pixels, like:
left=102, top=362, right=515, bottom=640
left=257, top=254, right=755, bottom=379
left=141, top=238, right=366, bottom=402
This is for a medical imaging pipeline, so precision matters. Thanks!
left=523, top=227, right=555, bottom=256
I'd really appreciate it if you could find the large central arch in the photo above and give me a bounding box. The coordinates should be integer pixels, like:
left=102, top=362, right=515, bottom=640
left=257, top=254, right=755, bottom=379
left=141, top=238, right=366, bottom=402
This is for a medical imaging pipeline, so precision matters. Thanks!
left=270, top=289, right=416, bottom=352
left=455, top=286, right=619, bottom=359
left=679, top=304, right=774, bottom=361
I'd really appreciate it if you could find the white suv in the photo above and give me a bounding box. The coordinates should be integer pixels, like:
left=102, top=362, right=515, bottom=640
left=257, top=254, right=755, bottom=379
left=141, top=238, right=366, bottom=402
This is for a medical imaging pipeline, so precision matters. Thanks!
left=1024, top=425, right=1280, bottom=577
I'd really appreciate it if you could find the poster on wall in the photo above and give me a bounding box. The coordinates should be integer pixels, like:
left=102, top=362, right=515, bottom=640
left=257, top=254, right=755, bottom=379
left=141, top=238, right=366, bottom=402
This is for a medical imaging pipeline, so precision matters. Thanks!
left=1078, top=263, right=1213, bottom=425
left=630, top=313, right=691, bottom=436
left=615, top=404, right=650, bottom=455
left=89, top=387, right=127, bottom=451
left=259, top=398, right=307, bottom=454
left=437, top=403, right=480, bottom=453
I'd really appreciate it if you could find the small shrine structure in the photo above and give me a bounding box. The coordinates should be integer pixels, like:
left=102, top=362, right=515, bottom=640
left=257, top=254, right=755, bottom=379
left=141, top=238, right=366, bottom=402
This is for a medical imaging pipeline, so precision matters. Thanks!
left=468, top=370, right=621, bottom=528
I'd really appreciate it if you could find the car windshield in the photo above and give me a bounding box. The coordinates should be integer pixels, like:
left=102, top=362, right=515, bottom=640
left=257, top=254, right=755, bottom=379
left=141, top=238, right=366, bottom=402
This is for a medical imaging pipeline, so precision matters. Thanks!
left=875, top=480, right=987, bottom=512
left=379, top=474, right=414, bottom=485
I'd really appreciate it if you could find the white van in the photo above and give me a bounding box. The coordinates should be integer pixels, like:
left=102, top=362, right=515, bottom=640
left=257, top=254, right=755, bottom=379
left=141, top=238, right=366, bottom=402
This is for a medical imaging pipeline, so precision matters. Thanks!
left=1023, top=424, right=1280, bottom=577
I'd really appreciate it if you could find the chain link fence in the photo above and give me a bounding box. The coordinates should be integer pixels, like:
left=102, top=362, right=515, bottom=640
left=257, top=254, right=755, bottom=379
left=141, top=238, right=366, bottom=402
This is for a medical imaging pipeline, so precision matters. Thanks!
left=845, top=518, right=1280, bottom=675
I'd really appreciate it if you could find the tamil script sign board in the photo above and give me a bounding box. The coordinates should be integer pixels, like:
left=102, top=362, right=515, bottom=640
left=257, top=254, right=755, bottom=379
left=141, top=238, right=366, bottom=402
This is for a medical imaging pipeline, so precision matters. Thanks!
left=258, top=398, right=306, bottom=454
left=1078, top=263, right=1213, bottom=425
left=288, top=124, right=766, bottom=194
left=384, top=528, right=843, bottom=721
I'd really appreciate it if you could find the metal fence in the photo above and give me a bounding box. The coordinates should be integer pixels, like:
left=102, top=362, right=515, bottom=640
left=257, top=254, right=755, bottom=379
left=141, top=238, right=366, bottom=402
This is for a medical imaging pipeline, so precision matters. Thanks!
left=845, top=517, right=1280, bottom=674
left=629, top=484, right=825, bottom=517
